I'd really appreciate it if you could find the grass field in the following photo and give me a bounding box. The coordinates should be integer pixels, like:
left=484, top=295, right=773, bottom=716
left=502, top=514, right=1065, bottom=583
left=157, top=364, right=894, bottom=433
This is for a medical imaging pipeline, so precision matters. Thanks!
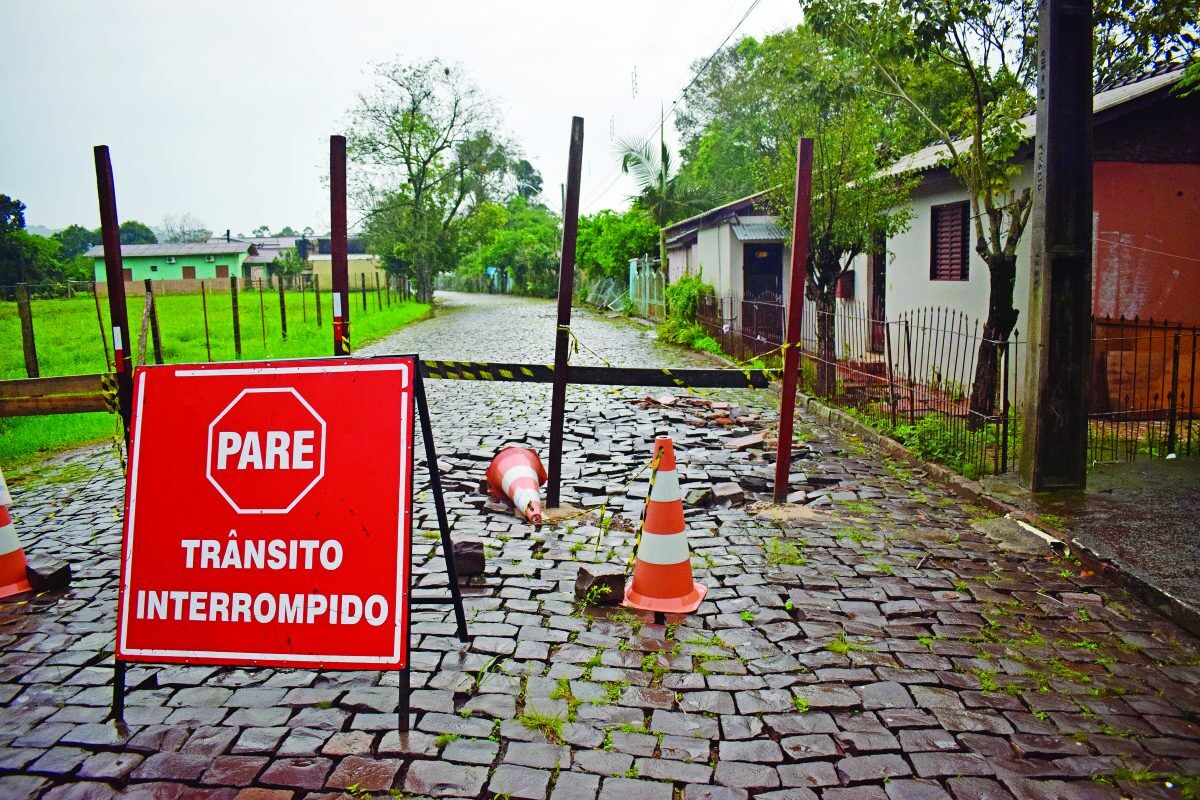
left=1, top=287, right=430, bottom=464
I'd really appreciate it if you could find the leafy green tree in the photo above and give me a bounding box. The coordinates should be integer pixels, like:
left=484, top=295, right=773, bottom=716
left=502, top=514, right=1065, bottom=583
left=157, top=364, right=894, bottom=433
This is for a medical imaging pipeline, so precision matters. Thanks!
left=252, top=225, right=271, bottom=237
left=806, top=0, right=1197, bottom=419
left=276, top=226, right=299, bottom=237
left=576, top=208, right=659, bottom=282
left=158, top=214, right=208, bottom=243
left=1, top=195, right=27, bottom=237
left=120, top=220, right=157, bottom=244
left=53, top=224, right=101, bottom=259
left=349, top=58, right=513, bottom=303
left=512, top=159, right=543, bottom=201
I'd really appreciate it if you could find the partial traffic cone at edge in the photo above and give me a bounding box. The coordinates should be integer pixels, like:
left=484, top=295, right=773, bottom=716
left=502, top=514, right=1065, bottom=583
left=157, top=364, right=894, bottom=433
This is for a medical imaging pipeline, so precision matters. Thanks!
left=624, top=435, right=707, bottom=614
left=486, top=446, right=547, bottom=524
left=0, top=469, right=32, bottom=599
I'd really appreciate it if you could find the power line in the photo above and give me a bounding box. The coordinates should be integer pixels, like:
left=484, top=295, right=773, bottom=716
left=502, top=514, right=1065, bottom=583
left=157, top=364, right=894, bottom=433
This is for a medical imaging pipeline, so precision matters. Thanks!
left=582, top=0, right=765, bottom=210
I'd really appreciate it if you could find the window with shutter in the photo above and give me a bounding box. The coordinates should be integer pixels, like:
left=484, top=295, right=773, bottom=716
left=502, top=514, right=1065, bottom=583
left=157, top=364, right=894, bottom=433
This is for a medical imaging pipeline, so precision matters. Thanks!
left=929, top=201, right=969, bottom=281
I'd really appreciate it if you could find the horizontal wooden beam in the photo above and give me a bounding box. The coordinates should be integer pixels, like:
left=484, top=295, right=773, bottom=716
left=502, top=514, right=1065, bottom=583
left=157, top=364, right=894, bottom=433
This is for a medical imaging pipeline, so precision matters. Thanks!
left=0, top=394, right=109, bottom=416
left=0, top=373, right=109, bottom=399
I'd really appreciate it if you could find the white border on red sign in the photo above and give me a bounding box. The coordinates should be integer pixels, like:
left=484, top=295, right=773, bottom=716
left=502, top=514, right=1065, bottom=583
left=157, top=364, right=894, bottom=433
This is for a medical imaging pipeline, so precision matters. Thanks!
left=118, top=359, right=412, bottom=666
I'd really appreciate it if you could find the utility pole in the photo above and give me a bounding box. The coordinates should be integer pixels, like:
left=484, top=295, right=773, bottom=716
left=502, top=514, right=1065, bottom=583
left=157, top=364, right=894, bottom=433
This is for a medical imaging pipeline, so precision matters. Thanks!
left=1020, top=0, right=1094, bottom=491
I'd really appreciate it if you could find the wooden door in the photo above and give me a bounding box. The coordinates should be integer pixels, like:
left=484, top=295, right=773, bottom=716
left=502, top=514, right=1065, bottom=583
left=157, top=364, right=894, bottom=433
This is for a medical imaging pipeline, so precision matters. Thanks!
left=216, top=265, right=229, bottom=278
left=182, top=266, right=196, bottom=279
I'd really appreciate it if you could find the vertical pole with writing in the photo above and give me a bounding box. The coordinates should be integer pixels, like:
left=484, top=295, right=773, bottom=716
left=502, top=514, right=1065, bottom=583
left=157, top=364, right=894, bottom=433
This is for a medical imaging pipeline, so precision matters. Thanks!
left=547, top=117, right=584, bottom=509
left=774, top=139, right=815, bottom=503
left=1020, top=0, right=1093, bottom=490
left=331, top=136, right=350, bottom=355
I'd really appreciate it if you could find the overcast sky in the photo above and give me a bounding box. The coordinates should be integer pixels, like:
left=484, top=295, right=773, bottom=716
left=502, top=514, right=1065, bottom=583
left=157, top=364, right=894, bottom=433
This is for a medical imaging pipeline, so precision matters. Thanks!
left=1, top=0, right=799, bottom=235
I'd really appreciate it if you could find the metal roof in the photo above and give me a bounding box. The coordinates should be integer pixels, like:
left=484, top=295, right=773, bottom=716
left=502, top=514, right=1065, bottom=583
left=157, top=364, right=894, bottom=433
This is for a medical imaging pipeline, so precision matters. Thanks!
left=662, top=188, right=779, bottom=235
left=84, top=242, right=252, bottom=258
left=883, top=68, right=1185, bottom=178
left=732, top=222, right=788, bottom=242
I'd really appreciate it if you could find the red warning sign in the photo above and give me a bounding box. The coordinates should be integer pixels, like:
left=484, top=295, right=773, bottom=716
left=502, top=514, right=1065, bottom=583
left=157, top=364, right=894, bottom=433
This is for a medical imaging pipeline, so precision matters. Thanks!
left=116, top=357, right=414, bottom=669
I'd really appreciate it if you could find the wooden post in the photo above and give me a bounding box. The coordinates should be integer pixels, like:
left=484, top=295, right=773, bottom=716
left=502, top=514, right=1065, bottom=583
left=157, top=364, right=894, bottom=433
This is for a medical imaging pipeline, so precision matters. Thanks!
left=301, top=275, right=307, bottom=323
left=314, top=274, right=323, bottom=328
left=376, top=272, right=383, bottom=311
left=278, top=277, right=288, bottom=340
left=16, top=284, right=39, bottom=378
left=1020, top=0, right=1094, bottom=491
left=547, top=116, right=584, bottom=509
left=258, top=280, right=267, bottom=348
left=200, top=280, right=212, bottom=361
left=93, top=145, right=133, bottom=443
left=330, top=136, right=350, bottom=355
left=773, top=138, right=815, bottom=504
left=361, top=272, right=368, bottom=312
left=143, top=279, right=163, bottom=365
left=231, top=276, right=242, bottom=359
left=93, top=283, right=112, bottom=370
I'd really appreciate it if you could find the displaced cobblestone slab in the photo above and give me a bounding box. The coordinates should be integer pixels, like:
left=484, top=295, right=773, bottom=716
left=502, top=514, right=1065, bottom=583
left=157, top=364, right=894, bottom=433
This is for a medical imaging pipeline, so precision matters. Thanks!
left=1, top=293, right=1198, bottom=799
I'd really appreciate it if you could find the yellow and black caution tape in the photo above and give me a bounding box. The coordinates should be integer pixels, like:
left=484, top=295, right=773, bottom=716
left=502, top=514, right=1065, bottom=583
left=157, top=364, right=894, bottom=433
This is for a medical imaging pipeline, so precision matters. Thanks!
left=627, top=447, right=664, bottom=572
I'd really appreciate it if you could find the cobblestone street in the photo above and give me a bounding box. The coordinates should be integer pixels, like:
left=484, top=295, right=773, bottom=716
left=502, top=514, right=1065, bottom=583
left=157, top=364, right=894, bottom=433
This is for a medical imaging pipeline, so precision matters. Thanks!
left=3, top=291, right=1199, bottom=800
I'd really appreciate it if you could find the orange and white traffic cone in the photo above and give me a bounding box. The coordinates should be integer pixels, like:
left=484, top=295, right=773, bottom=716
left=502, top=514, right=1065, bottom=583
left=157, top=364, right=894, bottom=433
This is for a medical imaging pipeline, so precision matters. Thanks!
left=486, top=446, right=547, bottom=524
left=624, top=436, right=707, bottom=614
left=0, top=469, right=32, bottom=598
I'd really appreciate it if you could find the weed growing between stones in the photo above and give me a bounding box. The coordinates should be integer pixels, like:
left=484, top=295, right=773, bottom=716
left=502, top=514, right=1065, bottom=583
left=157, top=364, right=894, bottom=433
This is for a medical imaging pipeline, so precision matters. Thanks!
left=518, top=709, right=565, bottom=743
left=764, top=538, right=808, bottom=566
left=825, top=629, right=872, bottom=656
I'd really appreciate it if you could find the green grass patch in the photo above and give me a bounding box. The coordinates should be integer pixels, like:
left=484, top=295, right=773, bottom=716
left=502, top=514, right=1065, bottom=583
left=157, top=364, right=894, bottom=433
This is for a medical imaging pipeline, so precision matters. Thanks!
left=1, top=291, right=430, bottom=462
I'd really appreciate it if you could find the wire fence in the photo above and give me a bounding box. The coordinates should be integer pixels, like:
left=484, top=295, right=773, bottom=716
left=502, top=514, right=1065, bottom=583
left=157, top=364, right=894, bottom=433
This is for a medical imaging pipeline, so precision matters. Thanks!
left=700, top=293, right=1197, bottom=475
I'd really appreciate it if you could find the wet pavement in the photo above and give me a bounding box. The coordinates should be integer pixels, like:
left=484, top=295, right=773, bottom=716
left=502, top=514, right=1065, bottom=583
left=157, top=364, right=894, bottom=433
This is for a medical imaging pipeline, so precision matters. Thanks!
left=2, top=291, right=1199, bottom=799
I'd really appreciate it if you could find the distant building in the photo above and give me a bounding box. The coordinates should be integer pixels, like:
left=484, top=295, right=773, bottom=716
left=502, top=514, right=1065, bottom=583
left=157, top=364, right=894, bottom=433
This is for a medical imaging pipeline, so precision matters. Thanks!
left=305, top=253, right=388, bottom=287
left=87, top=242, right=254, bottom=283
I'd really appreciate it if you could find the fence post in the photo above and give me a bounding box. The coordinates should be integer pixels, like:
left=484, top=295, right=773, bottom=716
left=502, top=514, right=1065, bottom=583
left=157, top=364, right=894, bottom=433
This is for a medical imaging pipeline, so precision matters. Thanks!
left=93, top=283, right=112, bottom=370
left=1001, top=339, right=1012, bottom=472
left=200, top=280, right=212, bottom=361
left=278, top=277, right=288, bottom=340
left=884, top=322, right=898, bottom=429
left=375, top=272, right=382, bottom=311
left=314, top=274, right=323, bottom=328
left=1167, top=332, right=1181, bottom=455
left=143, top=279, right=163, bottom=364
left=258, top=280, right=267, bottom=348
left=231, top=276, right=242, bottom=359
left=361, top=272, right=368, bottom=312
left=16, top=283, right=40, bottom=378
left=301, top=275, right=307, bottom=323
left=904, top=320, right=916, bottom=425
left=94, top=145, right=134, bottom=445
left=330, top=135, right=351, bottom=355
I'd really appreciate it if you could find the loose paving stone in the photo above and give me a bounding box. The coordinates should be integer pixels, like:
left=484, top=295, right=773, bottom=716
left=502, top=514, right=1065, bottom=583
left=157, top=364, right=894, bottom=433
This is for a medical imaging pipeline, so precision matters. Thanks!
left=404, top=760, right=489, bottom=797
left=4, top=292, right=1200, bottom=800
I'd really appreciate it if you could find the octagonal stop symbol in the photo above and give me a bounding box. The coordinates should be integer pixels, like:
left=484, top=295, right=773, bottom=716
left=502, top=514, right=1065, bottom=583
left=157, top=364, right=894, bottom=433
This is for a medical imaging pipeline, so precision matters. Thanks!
left=206, top=388, right=327, bottom=514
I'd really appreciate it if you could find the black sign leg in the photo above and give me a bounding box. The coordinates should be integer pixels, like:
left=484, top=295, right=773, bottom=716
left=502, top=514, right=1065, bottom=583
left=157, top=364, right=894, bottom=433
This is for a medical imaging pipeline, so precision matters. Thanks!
left=398, top=665, right=411, bottom=733
left=413, top=362, right=469, bottom=643
left=111, top=660, right=126, bottom=723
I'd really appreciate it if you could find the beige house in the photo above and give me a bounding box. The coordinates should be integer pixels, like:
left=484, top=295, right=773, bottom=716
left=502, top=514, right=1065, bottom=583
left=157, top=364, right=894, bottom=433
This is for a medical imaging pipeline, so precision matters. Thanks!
left=305, top=253, right=388, bottom=287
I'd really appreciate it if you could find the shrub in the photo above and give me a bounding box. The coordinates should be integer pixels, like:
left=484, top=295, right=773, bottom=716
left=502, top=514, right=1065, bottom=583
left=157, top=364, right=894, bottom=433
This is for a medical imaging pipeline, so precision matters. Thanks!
left=663, top=273, right=714, bottom=326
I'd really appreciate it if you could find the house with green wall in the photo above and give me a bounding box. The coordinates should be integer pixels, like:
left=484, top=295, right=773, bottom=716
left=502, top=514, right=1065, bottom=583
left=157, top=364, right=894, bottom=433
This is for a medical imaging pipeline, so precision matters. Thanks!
left=86, top=242, right=254, bottom=282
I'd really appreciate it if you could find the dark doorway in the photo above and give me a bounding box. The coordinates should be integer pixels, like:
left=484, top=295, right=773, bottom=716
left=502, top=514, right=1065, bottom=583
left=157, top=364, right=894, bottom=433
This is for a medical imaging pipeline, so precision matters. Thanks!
left=743, top=242, right=783, bottom=301
left=868, top=234, right=886, bottom=353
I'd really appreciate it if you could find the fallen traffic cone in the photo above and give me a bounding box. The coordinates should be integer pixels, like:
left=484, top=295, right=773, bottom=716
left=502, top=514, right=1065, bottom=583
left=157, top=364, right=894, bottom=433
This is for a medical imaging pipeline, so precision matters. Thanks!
left=0, top=469, right=32, bottom=598
left=486, top=446, right=547, bottom=524
left=624, top=436, right=707, bottom=613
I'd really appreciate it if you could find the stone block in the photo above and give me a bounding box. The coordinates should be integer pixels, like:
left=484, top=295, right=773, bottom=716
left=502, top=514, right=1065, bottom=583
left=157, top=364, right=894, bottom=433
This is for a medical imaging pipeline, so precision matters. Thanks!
left=26, top=555, right=71, bottom=591
left=452, top=537, right=485, bottom=577
left=574, top=564, right=624, bottom=606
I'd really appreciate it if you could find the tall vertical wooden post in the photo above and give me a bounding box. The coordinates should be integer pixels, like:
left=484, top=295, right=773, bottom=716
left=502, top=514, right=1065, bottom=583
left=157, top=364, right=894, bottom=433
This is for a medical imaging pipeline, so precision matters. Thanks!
left=1020, top=0, right=1093, bottom=491
left=16, top=284, right=39, bottom=378
left=231, top=276, right=242, bottom=360
left=143, top=279, right=163, bottom=365
left=94, top=145, right=133, bottom=443
left=546, top=116, right=584, bottom=509
left=278, top=277, right=288, bottom=339
left=774, top=138, right=815, bottom=503
left=330, top=135, right=350, bottom=355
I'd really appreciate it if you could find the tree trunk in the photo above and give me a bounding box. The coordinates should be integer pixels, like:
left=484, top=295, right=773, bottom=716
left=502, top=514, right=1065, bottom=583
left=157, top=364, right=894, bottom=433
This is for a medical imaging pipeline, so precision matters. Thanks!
left=417, top=267, right=434, bottom=305
left=968, top=253, right=1019, bottom=426
left=815, top=287, right=837, bottom=397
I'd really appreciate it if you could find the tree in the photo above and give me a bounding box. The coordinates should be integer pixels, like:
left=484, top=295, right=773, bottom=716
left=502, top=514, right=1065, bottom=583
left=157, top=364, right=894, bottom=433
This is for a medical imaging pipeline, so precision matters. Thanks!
left=348, top=58, right=513, bottom=303
left=806, top=0, right=1198, bottom=421
left=513, top=159, right=543, bottom=201
left=159, top=213, right=211, bottom=243
left=120, top=220, right=157, bottom=245
left=252, top=225, right=271, bottom=238
left=53, top=224, right=101, bottom=259
left=576, top=208, right=660, bottom=282
left=0, top=195, right=25, bottom=237
left=276, top=226, right=299, bottom=237
left=615, top=122, right=709, bottom=273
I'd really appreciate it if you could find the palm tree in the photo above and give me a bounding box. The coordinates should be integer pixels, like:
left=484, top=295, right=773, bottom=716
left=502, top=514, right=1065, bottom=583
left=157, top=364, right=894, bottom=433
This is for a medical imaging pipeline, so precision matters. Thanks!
left=614, top=120, right=707, bottom=274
